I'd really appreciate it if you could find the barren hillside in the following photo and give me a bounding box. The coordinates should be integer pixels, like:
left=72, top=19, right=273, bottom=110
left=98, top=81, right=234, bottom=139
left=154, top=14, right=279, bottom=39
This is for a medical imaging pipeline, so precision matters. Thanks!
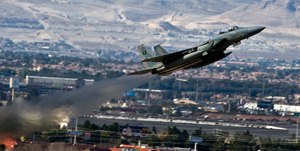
left=0, top=0, right=298, bottom=59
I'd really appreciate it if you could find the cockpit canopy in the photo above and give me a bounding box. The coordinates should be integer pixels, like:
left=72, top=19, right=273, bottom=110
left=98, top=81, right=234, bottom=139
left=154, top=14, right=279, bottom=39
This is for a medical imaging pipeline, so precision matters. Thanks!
left=218, top=26, right=240, bottom=35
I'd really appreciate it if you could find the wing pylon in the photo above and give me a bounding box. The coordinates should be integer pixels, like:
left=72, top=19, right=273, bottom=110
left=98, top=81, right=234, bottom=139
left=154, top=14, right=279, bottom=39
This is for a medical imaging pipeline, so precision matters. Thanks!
left=127, top=69, right=153, bottom=75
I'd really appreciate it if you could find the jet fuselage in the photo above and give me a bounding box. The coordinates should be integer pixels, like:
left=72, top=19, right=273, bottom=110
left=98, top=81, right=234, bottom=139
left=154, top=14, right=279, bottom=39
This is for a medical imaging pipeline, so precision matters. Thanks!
left=128, top=26, right=265, bottom=76
left=153, top=26, right=265, bottom=76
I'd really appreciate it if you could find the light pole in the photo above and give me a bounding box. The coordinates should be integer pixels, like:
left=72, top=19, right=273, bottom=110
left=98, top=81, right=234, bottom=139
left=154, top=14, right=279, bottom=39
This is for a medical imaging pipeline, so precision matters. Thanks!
left=262, top=75, right=265, bottom=98
left=297, top=117, right=299, bottom=143
left=294, top=113, right=299, bottom=143
left=175, top=78, right=188, bottom=100
left=176, top=78, right=188, bottom=91
left=148, top=81, right=151, bottom=105
left=179, top=80, right=181, bottom=90
left=74, top=117, right=78, bottom=144
left=196, top=77, right=199, bottom=103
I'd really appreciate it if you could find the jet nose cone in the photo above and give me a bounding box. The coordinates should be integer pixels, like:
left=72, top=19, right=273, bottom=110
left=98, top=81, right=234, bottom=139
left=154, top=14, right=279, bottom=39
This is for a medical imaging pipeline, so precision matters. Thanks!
left=248, top=26, right=266, bottom=35
left=255, top=26, right=266, bottom=32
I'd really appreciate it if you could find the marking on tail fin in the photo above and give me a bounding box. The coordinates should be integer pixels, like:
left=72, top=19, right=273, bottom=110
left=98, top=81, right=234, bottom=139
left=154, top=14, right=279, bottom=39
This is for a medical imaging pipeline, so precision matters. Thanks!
left=138, top=44, right=163, bottom=69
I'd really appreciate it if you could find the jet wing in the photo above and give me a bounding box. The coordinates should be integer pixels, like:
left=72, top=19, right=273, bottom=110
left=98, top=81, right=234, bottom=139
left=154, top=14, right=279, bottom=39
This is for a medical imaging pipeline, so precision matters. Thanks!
left=127, top=69, right=153, bottom=75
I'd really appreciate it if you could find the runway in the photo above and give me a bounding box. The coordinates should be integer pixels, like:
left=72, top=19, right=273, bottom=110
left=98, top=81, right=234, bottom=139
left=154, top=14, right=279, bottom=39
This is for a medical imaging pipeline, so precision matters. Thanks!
left=69, top=117, right=292, bottom=139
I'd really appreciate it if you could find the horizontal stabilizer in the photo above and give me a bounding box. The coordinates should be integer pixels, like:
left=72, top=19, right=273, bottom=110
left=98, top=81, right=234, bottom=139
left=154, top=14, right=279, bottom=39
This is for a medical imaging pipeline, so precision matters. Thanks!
left=154, top=45, right=168, bottom=56
left=128, top=69, right=153, bottom=75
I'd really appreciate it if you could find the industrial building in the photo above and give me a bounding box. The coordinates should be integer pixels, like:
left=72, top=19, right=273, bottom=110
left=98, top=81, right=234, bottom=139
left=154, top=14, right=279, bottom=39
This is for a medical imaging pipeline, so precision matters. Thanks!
left=25, top=75, right=94, bottom=86
left=0, top=76, right=95, bottom=101
left=173, top=98, right=198, bottom=105
left=243, top=102, right=300, bottom=113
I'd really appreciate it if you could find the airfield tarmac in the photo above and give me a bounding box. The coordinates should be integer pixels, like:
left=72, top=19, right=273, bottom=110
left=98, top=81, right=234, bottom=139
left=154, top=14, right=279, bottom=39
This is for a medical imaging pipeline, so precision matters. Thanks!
left=69, top=117, right=294, bottom=139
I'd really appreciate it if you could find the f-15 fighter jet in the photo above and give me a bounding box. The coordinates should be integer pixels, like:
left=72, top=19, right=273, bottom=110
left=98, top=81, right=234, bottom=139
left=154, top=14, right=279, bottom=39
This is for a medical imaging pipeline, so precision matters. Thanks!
left=128, top=26, right=265, bottom=76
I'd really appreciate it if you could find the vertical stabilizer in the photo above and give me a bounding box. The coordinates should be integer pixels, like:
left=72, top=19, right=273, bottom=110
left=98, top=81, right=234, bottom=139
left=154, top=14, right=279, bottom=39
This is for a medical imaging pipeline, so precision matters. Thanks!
left=154, top=45, right=169, bottom=56
left=138, top=44, right=162, bottom=69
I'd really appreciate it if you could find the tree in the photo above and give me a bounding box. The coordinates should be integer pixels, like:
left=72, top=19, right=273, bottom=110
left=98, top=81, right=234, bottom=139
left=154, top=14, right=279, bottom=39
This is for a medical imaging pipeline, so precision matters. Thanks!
left=192, top=127, right=202, bottom=137
left=89, top=123, right=100, bottom=130
left=161, top=101, right=175, bottom=107
left=162, top=91, right=174, bottom=99
left=106, top=71, right=125, bottom=79
left=146, top=134, right=161, bottom=147
left=195, top=132, right=215, bottom=151
left=148, top=105, right=163, bottom=115
left=29, top=88, right=39, bottom=97
left=152, top=126, right=157, bottom=134
left=164, top=127, right=190, bottom=148
left=94, top=72, right=103, bottom=81
left=82, top=120, right=91, bottom=129
left=139, top=91, right=146, bottom=99
left=138, top=108, right=147, bottom=114
left=101, top=124, right=108, bottom=130
left=0, top=144, right=6, bottom=151
left=175, top=91, right=182, bottom=98
left=110, top=98, right=117, bottom=103
left=107, top=122, right=119, bottom=132
left=214, top=130, right=229, bottom=151
left=0, top=91, right=6, bottom=100
left=174, top=109, right=182, bottom=117
left=162, top=126, right=182, bottom=148
left=99, top=106, right=110, bottom=112
left=179, top=130, right=189, bottom=148
left=223, top=102, right=238, bottom=113
left=229, top=130, right=255, bottom=151
left=168, top=126, right=181, bottom=135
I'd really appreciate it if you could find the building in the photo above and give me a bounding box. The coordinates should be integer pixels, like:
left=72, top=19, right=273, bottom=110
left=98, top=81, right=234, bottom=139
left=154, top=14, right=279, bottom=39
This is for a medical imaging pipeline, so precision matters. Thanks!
left=274, top=104, right=300, bottom=113
left=244, top=102, right=300, bottom=113
left=128, top=104, right=150, bottom=110
left=174, top=98, right=198, bottom=105
left=243, top=102, right=258, bottom=110
left=264, top=96, right=285, bottom=100
left=14, top=141, right=112, bottom=151
left=25, top=75, right=94, bottom=87
left=257, top=101, right=273, bottom=109
left=172, top=107, right=201, bottom=115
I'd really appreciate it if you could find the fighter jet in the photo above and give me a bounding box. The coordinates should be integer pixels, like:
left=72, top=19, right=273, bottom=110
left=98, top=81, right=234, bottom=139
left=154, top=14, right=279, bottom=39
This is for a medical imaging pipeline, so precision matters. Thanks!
left=128, top=26, right=265, bottom=76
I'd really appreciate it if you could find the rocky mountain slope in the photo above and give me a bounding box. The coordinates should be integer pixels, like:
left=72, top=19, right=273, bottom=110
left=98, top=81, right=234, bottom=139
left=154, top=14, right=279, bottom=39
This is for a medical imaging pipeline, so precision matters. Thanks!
left=0, top=0, right=298, bottom=59
left=219, top=0, right=300, bottom=28
left=212, top=0, right=300, bottom=54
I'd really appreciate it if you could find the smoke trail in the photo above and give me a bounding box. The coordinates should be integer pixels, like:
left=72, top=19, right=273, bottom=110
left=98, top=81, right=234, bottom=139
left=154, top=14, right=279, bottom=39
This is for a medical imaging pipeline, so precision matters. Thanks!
left=0, top=74, right=155, bottom=139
